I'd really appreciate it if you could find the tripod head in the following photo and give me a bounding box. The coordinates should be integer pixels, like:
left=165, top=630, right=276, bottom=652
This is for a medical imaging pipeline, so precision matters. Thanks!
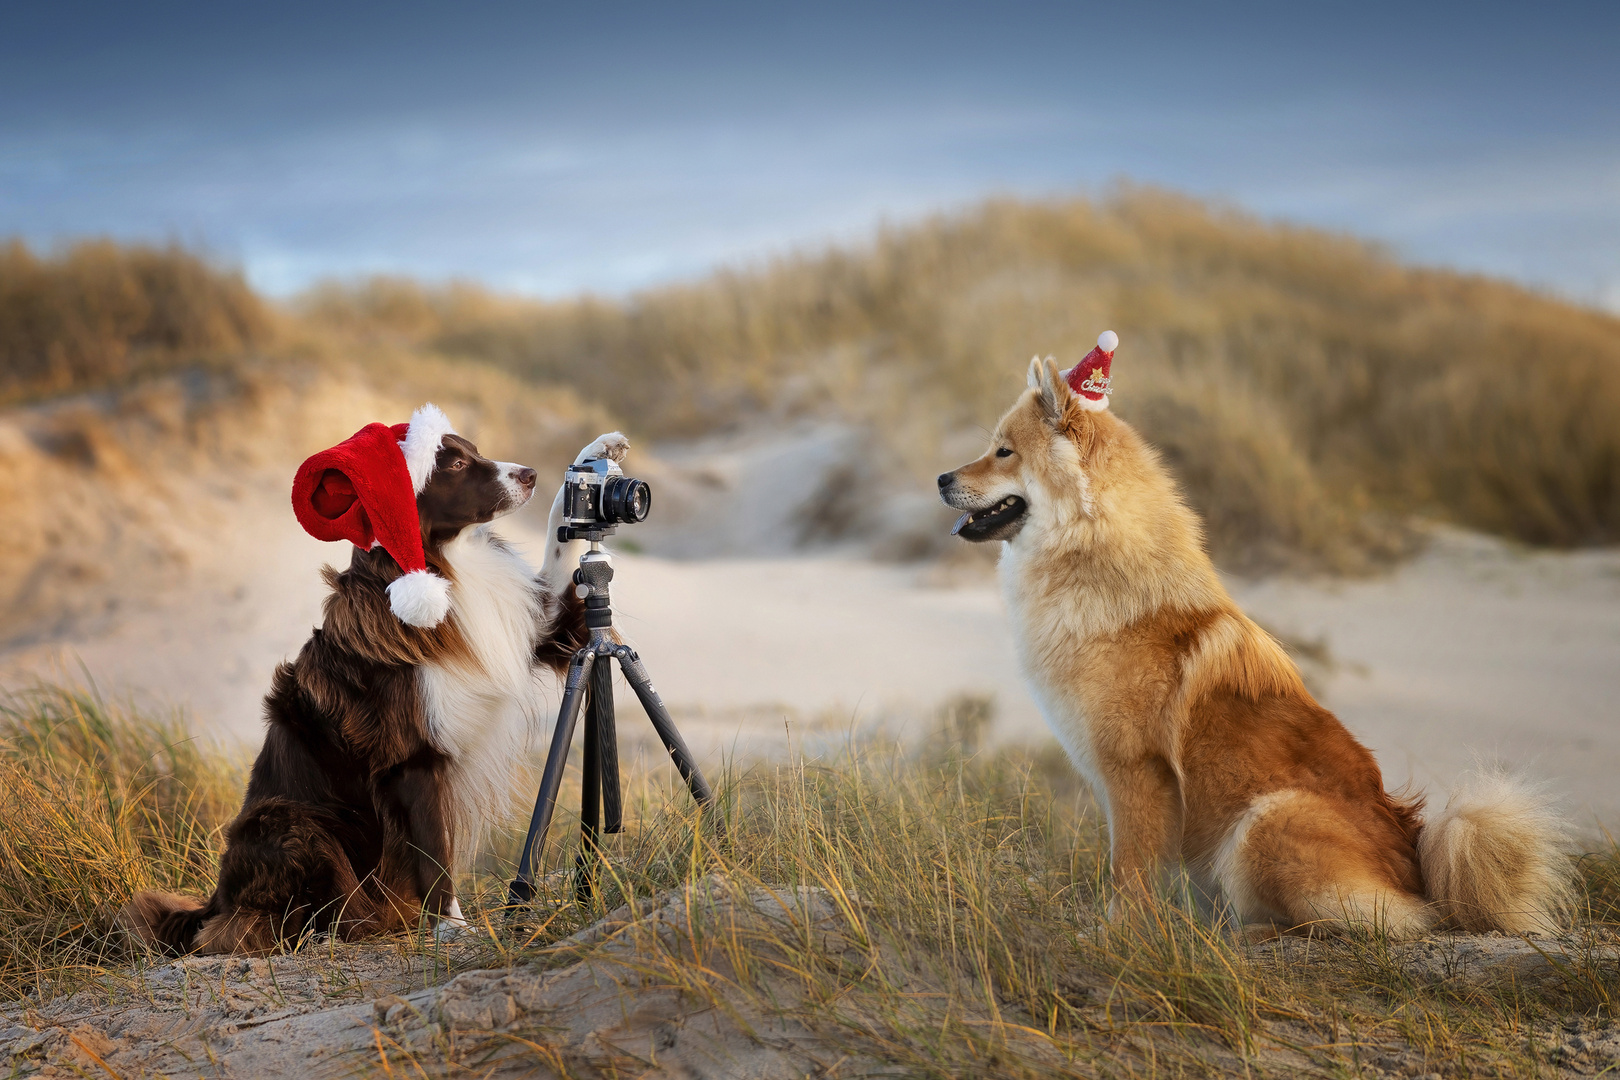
left=573, top=547, right=616, bottom=631
left=559, top=523, right=616, bottom=544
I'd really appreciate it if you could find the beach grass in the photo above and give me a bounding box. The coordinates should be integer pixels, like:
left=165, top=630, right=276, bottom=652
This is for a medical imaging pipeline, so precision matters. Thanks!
left=3, top=684, right=1616, bottom=1076
left=0, top=239, right=272, bottom=406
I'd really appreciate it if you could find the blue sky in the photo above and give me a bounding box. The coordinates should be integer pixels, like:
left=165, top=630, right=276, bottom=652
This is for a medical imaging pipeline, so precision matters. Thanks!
left=3, top=1, right=1617, bottom=308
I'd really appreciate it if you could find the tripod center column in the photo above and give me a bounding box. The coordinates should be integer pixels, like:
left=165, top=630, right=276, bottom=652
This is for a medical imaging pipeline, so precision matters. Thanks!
left=576, top=549, right=615, bottom=630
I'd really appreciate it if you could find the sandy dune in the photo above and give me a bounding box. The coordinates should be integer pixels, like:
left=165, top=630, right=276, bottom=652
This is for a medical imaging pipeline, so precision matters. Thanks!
left=3, top=483, right=1616, bottom=832
left=8, top=875, right=1613, bottom=1077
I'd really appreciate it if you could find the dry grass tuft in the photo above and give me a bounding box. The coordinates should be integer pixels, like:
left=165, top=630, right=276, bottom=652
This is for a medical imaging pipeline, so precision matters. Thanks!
left=1578, top=830, right=1620, bottom=926
left=0, top=682, right=243, bottom=996
left=0, top=240, right=273, bottom=404
left=451, top=715, right=1620, bottom=1075
left=2, top=685, right=1618, bottom=1074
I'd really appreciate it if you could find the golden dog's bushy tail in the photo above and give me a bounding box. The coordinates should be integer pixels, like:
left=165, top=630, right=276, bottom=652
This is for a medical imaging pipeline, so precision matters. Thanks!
left=1418, top=768, right=1576, bottom=934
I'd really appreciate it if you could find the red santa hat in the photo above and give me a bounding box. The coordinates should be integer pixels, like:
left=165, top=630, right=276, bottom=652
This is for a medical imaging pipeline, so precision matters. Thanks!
left=290, top=403, right=458, bottom=628
left=1062, top=331, right=1119, bottom=411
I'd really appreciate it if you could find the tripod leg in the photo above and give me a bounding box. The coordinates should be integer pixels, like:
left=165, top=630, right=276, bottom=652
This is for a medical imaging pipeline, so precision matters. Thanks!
left=507, top=647, right=597, bottom=909
left=616, top=649, right=717, bottom=813
left=592, top=655, right=623, bottom=834
left=577, top=656, right=628, bottom=902
left=576, top=679, right=602, bottom=902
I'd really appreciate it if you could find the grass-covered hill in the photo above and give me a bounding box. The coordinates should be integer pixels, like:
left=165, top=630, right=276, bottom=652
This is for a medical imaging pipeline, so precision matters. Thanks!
left=0, top=239, right=272, bottom=404
left=6, top=189, right=1620, bottom=575
left=0, top=243, right=602, bottom=644
left=300, top=190, right=1620, bottom=571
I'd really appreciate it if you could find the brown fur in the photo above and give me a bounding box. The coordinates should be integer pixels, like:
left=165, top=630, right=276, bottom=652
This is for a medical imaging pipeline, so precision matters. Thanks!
left=940, top=357, right=1572, bottom=935
left=533, top=584, right=589, bottom=676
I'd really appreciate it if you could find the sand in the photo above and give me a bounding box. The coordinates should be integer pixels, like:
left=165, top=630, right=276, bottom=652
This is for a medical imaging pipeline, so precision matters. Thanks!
left=1, top=879, right=876, bottom=1079
left=7, top=876, right=1615, bottom=1078
left=2, top=480, right=1616, bottom=832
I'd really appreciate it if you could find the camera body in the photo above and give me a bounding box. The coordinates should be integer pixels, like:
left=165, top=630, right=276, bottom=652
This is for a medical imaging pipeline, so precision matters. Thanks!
left=560, top=457, right=651, bottom=541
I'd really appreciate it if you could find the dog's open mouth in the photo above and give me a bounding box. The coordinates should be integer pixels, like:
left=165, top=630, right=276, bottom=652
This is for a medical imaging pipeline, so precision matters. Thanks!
left=951, top=495, right=1028, bottom=542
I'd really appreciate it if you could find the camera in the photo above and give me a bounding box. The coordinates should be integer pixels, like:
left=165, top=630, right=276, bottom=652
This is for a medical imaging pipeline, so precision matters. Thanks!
left=560, top=457, right=651, bottom=539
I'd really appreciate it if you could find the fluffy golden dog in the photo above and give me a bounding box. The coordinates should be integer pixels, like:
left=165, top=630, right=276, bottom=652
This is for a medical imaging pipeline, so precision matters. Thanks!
left=939, top=355, right=1571, bottom=936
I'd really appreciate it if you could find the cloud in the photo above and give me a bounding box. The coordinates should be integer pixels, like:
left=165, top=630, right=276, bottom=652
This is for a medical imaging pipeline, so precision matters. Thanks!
left=2, top=2, right=1616, bottom=303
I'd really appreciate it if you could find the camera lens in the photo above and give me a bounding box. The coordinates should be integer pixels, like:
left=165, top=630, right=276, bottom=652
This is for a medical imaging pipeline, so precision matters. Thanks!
left=601, top=476, right=651, bottom=523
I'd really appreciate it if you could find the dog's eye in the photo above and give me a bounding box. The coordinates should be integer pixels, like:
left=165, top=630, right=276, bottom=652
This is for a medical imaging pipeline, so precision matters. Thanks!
left=995, top=447, right=1014, bottom=458
left=449, top=458, right=467, bottom=470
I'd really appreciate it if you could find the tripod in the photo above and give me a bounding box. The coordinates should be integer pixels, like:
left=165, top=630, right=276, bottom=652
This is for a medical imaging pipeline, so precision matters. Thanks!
left=507, top=533, right=717, bottom=909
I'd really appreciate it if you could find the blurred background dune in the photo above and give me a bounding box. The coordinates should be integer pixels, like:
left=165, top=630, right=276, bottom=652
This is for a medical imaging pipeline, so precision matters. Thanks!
left=6, top=193, right=1618, bottom=591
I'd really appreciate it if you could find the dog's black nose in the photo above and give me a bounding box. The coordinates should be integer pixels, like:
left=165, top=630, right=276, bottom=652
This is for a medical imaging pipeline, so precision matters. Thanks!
left=516, top=467, right=537, bottom=489
left=937, top=472, right=953, bottom=490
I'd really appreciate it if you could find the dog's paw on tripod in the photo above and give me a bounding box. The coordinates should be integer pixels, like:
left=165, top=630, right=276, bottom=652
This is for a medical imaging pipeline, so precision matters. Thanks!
left=576, top=432, right=630, bottom=465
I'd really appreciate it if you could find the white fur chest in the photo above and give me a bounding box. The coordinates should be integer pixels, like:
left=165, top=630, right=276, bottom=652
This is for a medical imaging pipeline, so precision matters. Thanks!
left=997, top=541, right=1112, bottom=820
left=417, top=527, right=547, bottom=851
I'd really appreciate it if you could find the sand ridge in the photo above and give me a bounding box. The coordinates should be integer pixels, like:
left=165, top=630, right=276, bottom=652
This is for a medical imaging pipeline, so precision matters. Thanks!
left=5, top=876, right=1617, bottom=1078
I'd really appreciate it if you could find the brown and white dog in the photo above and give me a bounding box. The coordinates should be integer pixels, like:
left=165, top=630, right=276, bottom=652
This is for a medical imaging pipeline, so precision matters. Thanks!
left=939, top=355, right=1572, bottom=936
left=120, top=424, right=631, bottom=954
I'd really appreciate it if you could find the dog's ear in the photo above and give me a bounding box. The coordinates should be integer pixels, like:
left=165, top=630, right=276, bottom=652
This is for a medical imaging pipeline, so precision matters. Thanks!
left=1026, top=355, right=1074, bottom=427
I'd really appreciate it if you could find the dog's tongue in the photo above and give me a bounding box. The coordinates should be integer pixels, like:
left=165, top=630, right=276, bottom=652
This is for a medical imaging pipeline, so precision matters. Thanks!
left=950, top=512, right=972, bottom=536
